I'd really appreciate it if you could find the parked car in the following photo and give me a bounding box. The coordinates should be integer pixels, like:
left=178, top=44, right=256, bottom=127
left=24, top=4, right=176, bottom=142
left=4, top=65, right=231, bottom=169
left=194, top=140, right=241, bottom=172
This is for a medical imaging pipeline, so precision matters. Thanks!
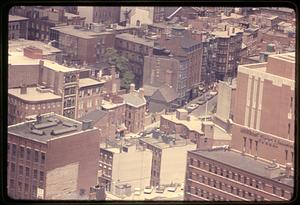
left=144, top=186, right=154, bottom=194
left=197, top=99, right=206, bottom=105
left=167, top=185, right=177, bottom=192
left=134, top=188, right=141, bottom=196
left=155, top=185, right=165, bottom=193
left=186, top=103, right=199, bottom=111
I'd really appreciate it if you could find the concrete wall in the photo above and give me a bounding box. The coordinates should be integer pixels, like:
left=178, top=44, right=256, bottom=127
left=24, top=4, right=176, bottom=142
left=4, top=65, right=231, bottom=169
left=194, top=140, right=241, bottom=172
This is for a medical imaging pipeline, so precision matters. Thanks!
left=111, top=148, right=152, bottom=191
left=159, top=143, right=196, bottom=185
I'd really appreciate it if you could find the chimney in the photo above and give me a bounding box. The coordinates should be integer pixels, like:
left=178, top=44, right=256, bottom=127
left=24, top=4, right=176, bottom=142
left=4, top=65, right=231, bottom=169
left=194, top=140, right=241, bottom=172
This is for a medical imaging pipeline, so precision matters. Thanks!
left=129, top=83, right=135, bottom=93
left=224, top=25, right=227, bottom=31
left=112, top=83, right=117, bottom=94
left=20, top=85, right=27, bottom=94
left=232, top=27, right=235, bottom=34
left=97, top=70, right=103, bottom=80
left=285, top=163, right=292, bottom=178
left=111, top=65, right=116, bottom=82
left=82, top=120, right=93, bottom=130
left=36, top=114, right=42, bottom=124
left=138, top=88, right=144, bottom=98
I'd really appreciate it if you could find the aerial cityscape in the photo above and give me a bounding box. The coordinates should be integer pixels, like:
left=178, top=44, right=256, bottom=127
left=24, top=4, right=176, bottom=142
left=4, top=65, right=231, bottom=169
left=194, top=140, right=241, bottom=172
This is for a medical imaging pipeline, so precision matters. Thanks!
left=7, top=6, right=295, bottom=201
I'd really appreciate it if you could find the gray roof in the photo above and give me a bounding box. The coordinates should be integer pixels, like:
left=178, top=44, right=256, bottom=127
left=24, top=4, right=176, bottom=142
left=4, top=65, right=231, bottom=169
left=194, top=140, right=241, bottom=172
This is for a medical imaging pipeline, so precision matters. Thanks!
left=78, top=109, right=108, bottom=124
left=116, top=33, right=154, bottom=47
left=181, top=37, right=201, bottom=49
left=143, top=84, right=160, bottom=97
left=191, top=149, right=294, bottom=187
left=122, top=92, right=146, bottom=108
left=151, top=86, right=178, bottom=103
left=8, top=113, right=95, bottom=144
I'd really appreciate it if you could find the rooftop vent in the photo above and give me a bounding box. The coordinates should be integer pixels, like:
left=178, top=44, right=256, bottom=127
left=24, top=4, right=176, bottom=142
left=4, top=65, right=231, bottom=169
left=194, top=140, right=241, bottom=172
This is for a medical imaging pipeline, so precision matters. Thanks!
left=34, top=121, right=58, bottom=130
left=82, top=120, right=93, bottom=130
left=63, top=121, right=75, bottom=127
left=31, top=129, right=45, bottom=136
left=50, top=127, right=77, bottom=135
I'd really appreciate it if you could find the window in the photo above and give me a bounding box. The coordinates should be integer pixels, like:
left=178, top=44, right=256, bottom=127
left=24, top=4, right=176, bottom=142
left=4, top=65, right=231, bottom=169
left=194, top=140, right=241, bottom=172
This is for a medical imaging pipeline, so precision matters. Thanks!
left=249, top=139, right=253, bottom=150
left=12, top=144, right=17, bottom=156
left=272, top=186, right=276, bottom=194
left=290, top=97, right=293, bottom=108
left=25, top=183, right=29, bottom=192
left=190, top=158, right=193, bottom=165
left=25, top=167, right=30, bottom=177
left=18, top=181, right=22, bottom=192
left=281, top=189, right=285, bottom=197
left=19, top=165, right=23, bottom=175
left=10, top=179, right=15, bottom=189
left=34, top=150, right=39, bottom=162
left=288, top=123, right=291, bottom=135
left=11, top=163, right=15, bottom=173
left=243, top=137, right=246, bottom=149
left=41, top=153, right=45, bottom=164
left=285, top=150, right=288, bottom=161
left=26, top=148, right=31, bottom=160
left=8, top=143, right=10, bottom=153
left=33, top=169, right=38, bottom=179
left=19, top=146, right=25, bottom=158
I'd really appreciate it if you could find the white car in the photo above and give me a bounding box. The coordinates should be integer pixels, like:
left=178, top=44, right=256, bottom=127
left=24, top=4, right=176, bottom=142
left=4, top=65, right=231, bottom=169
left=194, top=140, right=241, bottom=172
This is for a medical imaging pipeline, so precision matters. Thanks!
left=167, top=185, right=177, bottom=192
left=186, top=103, right=199, bottom=111
left=144, top=186, right=154, bottom=194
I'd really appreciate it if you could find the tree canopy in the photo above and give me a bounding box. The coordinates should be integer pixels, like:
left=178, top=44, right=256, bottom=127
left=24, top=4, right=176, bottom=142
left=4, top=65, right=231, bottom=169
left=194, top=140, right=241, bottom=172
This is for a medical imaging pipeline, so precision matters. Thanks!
left=103, top=48, right=135, bottom=90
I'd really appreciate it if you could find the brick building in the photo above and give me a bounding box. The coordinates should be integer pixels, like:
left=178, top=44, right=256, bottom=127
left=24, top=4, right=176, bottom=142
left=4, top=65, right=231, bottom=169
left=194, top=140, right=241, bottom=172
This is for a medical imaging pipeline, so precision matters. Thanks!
left=160, top=109, right=231, bottom=149
left=231, top=53, right=295, bottom=166
left=115, top=33, right=154, bottom=87
left=7, top=113, right=100, bottom=199
left=184, top=148, right=293, bottom=201
left=121, top=84, right=146, bottom=133
left=50, top=24, right=115, bottom=65
left=93, top=7, right=121, bottom=25
left=10, top=6, right=85, bottom=42
left=8, top=15, right=29, bottom=40
left=8, top=86, right=62, bottom=125
left=143, top=53, right=189, bottom=109
left=155, top=26, right=203, bottom=97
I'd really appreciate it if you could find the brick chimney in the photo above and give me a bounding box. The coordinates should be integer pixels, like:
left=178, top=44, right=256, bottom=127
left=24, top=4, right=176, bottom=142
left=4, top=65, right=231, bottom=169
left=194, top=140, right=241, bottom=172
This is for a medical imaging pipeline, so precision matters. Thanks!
left=20, top=84, right=27, bottom=94
left=138, top=88, right=144, bottom=98
left=285, top=163, right=292, bottom=178
left=129, top=83, right=135, bottom=93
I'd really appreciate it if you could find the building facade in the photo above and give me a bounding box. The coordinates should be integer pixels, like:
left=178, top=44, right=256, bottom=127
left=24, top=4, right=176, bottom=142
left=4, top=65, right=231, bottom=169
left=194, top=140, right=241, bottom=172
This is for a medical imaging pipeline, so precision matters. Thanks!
left=231, top=53, right=295, bottom=166
left=9, top=15, right=29, bottom=40
left=7, top=113, right=100, bottom=199
left=184, top=148, right=293, bottom=201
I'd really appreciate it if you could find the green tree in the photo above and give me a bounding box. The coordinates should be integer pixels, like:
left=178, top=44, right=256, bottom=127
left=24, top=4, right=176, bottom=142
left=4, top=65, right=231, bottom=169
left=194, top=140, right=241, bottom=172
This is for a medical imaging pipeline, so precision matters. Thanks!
left=103, top=48, right=135, bottom=90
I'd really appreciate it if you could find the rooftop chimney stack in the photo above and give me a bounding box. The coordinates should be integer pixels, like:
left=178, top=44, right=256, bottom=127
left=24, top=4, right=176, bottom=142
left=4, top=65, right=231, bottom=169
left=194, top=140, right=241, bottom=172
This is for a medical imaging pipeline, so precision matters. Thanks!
left=138, top=88, right=144, bottom=98
left=111, top=65, right=116, bottom=82
left=129, top=83, right=135, bottom=93
left=20, top=84, right=27, bottom=94
left=285, top=163, right=292, bottom=178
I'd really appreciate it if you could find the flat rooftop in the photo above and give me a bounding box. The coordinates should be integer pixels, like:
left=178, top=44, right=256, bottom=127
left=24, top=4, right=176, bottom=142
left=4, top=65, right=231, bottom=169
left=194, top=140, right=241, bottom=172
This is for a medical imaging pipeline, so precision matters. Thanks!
left=9, top=39, right=61, bottom=55
left=51, top=25, right=111, bottom=39
left=8, top=87, right=61, bottom=102
left=9, top=15, right=29, bottom=22
left=116, top=33, right=155, bottom=47
left=8, top=113, right=96, bottom=144
left=161, top=114, right=203, bottom=134
left=122, top=92, right=146, bottom=108
left=9, top=52, right=40, bottom=65
left=140, top=132, right=195, bottom=149
left=78, top=78, right=105, bottom=88
left=191, top=149, right=294, bottom=186
left=101, top=99, right=124, bottom=110
left=42, top=59, right=79, bottom=73
left=212, top=27, right=243, bottom=38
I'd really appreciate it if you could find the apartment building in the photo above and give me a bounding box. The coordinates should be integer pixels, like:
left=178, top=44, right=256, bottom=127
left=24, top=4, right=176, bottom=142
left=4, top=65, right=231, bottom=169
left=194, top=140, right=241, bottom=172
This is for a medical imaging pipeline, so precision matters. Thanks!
left=184, top=148, right=293, bottom=201
left=50, top=24, right=115, bottom=65
left=98, top=138, right=152, bottom=195
left=10, top=6, right=85, bottom=41
left=155, top=26, right=203, bottom=98
left=8, top=86, right=62, bottom=125
left=139, top=130, right=197, bottom=187
left=231, top=53, right=295, bottom=166
left=143, top=52, right=189, bottom=109
left=115, top=33, right=154, bottom=87
left=8, top=15, right=29, bottom=40
left=160, top=109, right=231, bottom=149
left=93, top=7, right=121, bottom=25
left=121, top=84, right=147, bottom=133
left=7, top=113, right=100, bottom=199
